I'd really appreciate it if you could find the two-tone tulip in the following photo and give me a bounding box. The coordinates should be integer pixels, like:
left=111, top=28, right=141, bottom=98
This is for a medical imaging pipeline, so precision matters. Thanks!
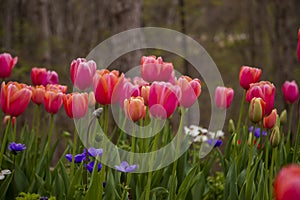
left=44, top=90, right=63, bottom=114
left=249, top=97, right=266, bottom=123
left=63, top=93, right=88, bottom=119
left=0, top=82, right=32, bottom=117
left=124, top=96, right=146, bottom=122
left=263, top=109, right=277, bottom=129
left=31, top=85, right=45, bottom=105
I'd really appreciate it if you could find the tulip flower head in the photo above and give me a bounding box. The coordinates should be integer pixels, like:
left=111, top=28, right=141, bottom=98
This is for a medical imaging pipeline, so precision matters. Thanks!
left=124, top=96, right=146, bottom=122
left=93, top=69, right=120, bottom=105
left=214, top=86, right=234, bottom=109
left=249, top=97, right=266, bottom=123
left=31, top=68, right=59, bottom=86
left=148, top=82, right=180, bottom=119
left=0, top=53, right=18, bottom=79
left=239, top=66, right=262, bottom=90
left=274, top=164, right=300, bottom=200
left=70, top=58, right=97, bottom=90
left=141, top=56, right=175, bottom=82
left=44, top=90, right=63, bottom=114
left=63, top=93, right=88, bottom=119
left=178, top=76, right=202, bottom=108
left=263, top=109, right=277, bottom=129
left=282, top=80, right=299, bottom=104
left=246, top=81, right=275, bottom=115
left=31, top=85, right=46, bottom=105
left=0, top=82, right=32, bottom=117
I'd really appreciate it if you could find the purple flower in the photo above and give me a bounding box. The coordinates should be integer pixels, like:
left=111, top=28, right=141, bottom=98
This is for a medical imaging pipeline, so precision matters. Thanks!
left=40, top=197, right=48, bottom=200
left=85, top=161, right=102, bottom=173
left=8, top=142, right=26, bottom=155
left=88, top=147, right=103, bottom=158
left=65, top=150, right=87, bottom=163
left=115, top=161, right=137, bottom=173
left=207, top=139, right=223, bottom=147
left=249, top=126, right=267, bottom=138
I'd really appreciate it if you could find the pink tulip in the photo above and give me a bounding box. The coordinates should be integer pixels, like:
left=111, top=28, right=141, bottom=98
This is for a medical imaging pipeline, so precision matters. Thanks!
left=31, top=67, right=48, bottom=85
left=274, top=164, right=300, bottom=200
left=282, top=80, right=299, bottom=104
left=46, top=84, right=68, bottom=93
left=297, top=29, right=300, bottom=62
left=239, top=66, right=262, bottom=90
left=178, top=76, right=201, bottom=108
left=31, top=85, right=46, bottom=105
left=246, top=81, right=275, bottom=115
left=0, top=82, right=32, bottom=117
left=93, top=69, right=120, bottom=105
left=46, top=70, right=59, bottom=85
left=70, top=58, right=97, bottom=90
left=148, top=82, right=180, bottom=118
left=140, top=56, right=174, bottom=82
left=63, top=93, right=88, bottom=119
left=0, top=53, right=18, bottom=79
left=214, top=86, right=234, bottom=109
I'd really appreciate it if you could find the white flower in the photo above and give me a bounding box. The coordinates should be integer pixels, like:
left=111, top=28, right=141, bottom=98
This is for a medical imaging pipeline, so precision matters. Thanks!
left=0, top=169, right=11, bottom=181
left=208, top=130, right=224, bottom=138
left=193, top=135, right=208, bottom=143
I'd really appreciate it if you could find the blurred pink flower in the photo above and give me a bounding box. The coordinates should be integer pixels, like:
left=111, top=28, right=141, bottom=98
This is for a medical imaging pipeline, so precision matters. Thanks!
left=178, top=76, right=201, bottom=108
left=214, top=86, right=234, bottom=109
left=0, top=53, right=18, bottom=79
left=282, top=80, right=299, bottom=104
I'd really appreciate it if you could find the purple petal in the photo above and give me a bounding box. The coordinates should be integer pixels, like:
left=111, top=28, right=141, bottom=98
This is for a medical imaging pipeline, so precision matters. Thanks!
left=120, top=161, right=129, bottom=168
left=125, top=164, right=137, bottom=172
left=65, top=154, right=73, bottom=162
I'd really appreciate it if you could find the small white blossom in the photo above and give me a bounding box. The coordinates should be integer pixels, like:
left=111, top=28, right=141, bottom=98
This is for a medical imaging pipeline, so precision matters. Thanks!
left=193, top=135, right=208, bottom=143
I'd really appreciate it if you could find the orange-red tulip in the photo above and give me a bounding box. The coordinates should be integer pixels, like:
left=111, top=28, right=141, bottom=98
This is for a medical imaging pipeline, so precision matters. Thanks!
left=263, top=109, right=277, bottom=129
left=93, top=69, right=120, bottom=105
left=44, top=90, right=63, bottom=114
left=124, top=96, right=146, bottom=122
left=239, top=66, right=262, bottom=90
left=0, top=82, right=32, bottom=117
left=63, top=93, right=88, bottom=119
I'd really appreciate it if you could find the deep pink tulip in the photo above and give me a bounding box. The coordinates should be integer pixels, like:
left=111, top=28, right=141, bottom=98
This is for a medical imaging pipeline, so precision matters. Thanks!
left=246, top=81, right=275, bottom=115
left=46, top=70, right=59, bottom=85
left=148, top=82, right=180, bottom=118
left=0, top=53, right=18, bottom=79
left=63, top=93, right=88, bottom=119
left=0, top=82, right=32, bottom=117
left=297, top=29, right=300, bottom=62
left=178, top=76, right=201, bottom=108
left=93, top=69, right=120, bottom=105
left=140, top=56, right=174, bottom=82
left=44, top=90, right=63, bottom=114
left=70, top=58, right=96, bottom=90
left=274, top=164, right=300, bottom=200
left=31, top=67, right=48, bottom=85
left=214, top=86, right=234, bottom=109
left=282, top=80, right=299, bottom=104
left=239, top=66, right=262, bottom=90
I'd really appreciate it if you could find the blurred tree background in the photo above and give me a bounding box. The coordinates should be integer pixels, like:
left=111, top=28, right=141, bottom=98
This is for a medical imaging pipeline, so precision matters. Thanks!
left=0, top=0, right=300, bottom=140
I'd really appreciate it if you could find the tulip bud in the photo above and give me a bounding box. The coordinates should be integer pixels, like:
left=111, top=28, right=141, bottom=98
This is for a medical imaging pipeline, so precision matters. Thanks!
left=280, top=110, right=287, bottom=125
left=282, top=80, right=299, bottom=104
left=263, top=109, right=277, bottom=129
left=228, top=119, right=235, bottom=134
left=231, top=133, right=238, bottom=146
left=249, top=97, right=266, bottom=123
left=270, top=126, right=280, bottom=147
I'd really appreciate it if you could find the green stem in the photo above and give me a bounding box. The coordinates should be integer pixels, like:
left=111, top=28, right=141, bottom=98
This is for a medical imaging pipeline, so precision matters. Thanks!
left=47, top=114, right=54, bottom=158
left=245, top=142, right=253, bottom=198
left=12, top=118, right=17, bottom=142
left=169, top=108, right=185, bottom=200
left=145, top=119, right=160, bottom=200
left=99, top=105, right=109, bottom=200
left=237, top=91, right=246, bottom=132
left=33, top=105, right=40, bottom=166
left=12, top=155, right=15, bottom=199
left=0, top=118, right=11, bottom=168
left=287, top=104, right=294, bottom=148
left=270, top=147, right=277, bottom=199
left=70, top=129, right=78, bottom=178
left=292, top=117, right=300, bottom=162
